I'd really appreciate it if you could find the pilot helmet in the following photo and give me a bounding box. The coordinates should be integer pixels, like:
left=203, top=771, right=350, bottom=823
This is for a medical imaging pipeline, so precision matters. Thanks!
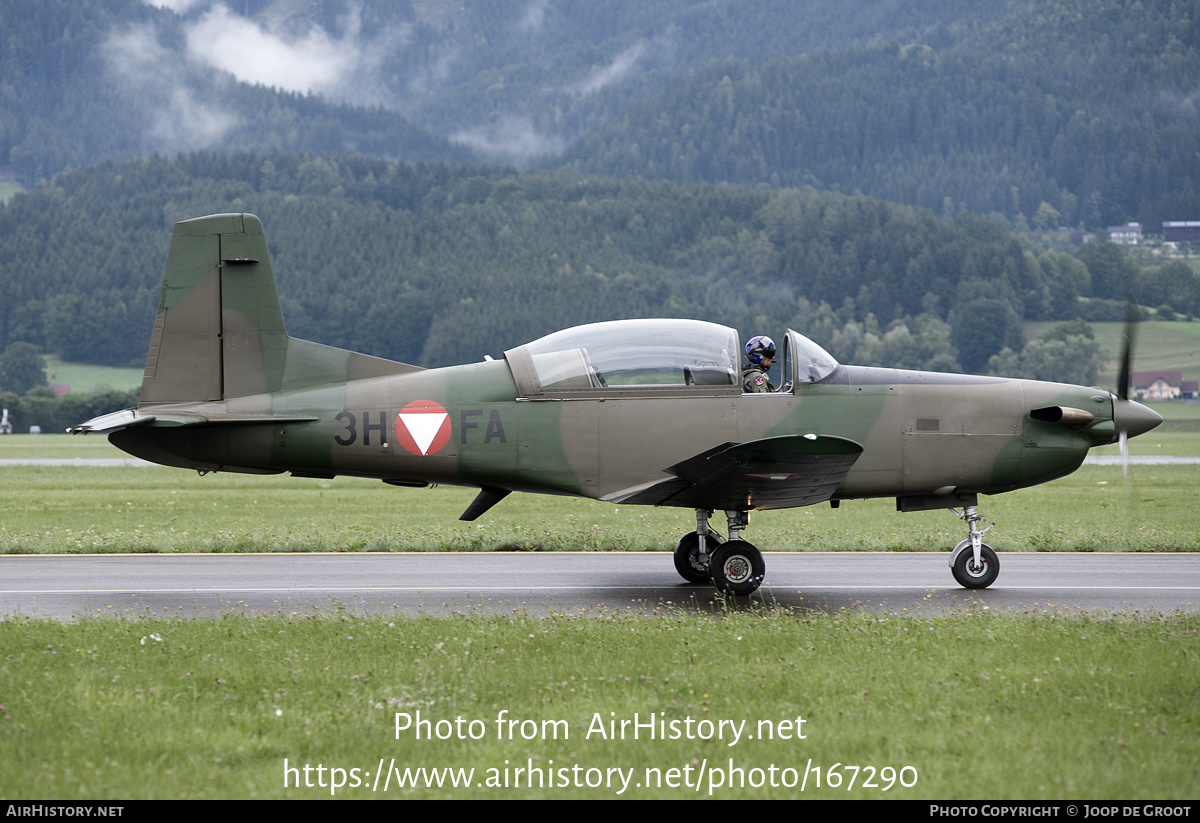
left=745, top=335, right=776, bottom=365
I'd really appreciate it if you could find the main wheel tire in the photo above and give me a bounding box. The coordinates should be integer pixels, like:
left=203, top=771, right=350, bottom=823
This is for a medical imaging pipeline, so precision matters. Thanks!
left=673, top=530, right=724, bottom=583
left=952, top=543, right=999, bottom=589
left=710, top=540, right=765, bottom=595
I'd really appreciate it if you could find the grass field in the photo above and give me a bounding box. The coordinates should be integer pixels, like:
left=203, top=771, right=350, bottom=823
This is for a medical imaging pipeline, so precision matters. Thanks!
left=1023, top=320, right=1200, bottom=389
left=1092, top=321, right=1200, bottom=386
left=1, top=432, right=1197, bottom=554
left=40, top=356, right=143, bottom=395
left=0, top=464, right=1196, bottom=554
left=0, top=609, right=1196, bottom=799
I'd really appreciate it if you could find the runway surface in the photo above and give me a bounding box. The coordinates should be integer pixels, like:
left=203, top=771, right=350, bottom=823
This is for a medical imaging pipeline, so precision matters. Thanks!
left=2, top=552, right=1197, bottom=619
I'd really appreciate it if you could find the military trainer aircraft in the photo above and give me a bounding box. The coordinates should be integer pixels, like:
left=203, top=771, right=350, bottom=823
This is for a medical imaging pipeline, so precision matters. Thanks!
left=73, top=213, right=1163, bottom=595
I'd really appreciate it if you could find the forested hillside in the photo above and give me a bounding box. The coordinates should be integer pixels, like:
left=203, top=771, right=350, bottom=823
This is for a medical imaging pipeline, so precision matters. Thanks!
left=0, top=0, right=472, bottom=184
left=1, top=0, right=1016, bottom=181
left=553, top=0, right=1200, bottom=230
left=3, top=0, right=1198, bottom=395
left=4, top=0, right=1198, bottom=230
left=1, top=153, right=1176, bottom=378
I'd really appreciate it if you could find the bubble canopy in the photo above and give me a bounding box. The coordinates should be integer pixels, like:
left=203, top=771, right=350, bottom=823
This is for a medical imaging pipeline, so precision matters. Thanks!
left=521, top=319, right=739, bottom=390
left=505, top=319, right=839, bottom=395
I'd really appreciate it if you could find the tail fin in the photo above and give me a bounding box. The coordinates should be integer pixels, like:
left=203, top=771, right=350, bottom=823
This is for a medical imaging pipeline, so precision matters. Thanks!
left=139, top=213, right=417, bottom=404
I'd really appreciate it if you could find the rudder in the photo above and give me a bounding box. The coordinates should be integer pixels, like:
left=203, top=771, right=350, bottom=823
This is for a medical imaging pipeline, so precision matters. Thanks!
left=139, top=213, right=285, bottom=402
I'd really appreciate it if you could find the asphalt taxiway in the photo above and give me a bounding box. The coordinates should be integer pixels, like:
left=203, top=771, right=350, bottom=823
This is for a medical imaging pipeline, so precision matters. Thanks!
left=1, top=552, right=1196, bottom=619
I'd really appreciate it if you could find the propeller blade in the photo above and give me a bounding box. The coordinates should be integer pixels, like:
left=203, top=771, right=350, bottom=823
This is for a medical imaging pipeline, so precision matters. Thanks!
left=1116, top=299, right=1139, bottom=401
left=1119, top=429, right=1129, bottom=482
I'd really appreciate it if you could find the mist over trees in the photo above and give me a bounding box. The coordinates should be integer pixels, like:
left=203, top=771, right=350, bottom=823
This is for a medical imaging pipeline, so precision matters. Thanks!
left=4, top=0, right=1199, bottom=229
left=0, top=0, right=472, bottom=184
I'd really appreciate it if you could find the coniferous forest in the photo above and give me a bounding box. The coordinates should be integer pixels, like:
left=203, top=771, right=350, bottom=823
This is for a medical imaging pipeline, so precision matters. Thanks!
left=0, top=153, right=1169, bottom=372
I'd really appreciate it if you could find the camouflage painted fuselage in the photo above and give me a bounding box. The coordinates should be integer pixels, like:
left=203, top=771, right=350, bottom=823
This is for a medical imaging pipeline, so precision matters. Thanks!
left=110, top=358, right=1121, bottom=507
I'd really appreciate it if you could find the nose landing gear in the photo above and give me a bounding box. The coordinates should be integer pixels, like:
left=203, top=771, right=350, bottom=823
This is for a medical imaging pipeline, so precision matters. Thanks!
left=949, top=505, right=999, bottom=589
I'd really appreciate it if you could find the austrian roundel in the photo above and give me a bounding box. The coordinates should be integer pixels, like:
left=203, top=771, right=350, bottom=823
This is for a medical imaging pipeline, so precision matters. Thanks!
left=394, top=400, right=452, bottom=456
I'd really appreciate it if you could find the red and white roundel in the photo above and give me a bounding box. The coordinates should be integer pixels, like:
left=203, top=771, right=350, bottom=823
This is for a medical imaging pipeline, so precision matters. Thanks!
left=394, top=400, right=451, bottom=456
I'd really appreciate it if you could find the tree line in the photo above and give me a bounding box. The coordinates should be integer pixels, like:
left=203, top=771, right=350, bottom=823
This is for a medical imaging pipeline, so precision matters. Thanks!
left=1, top=153, right=1190, bottom=385
left=554, top=1, right=1200, bottom=231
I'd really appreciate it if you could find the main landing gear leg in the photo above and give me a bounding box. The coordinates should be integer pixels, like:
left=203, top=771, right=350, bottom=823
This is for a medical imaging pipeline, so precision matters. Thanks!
left=948, top=505, right=999, bottom=589
left=673, top=509, right=723, bottom=584
left=709, top=510, right=765, bottom=595
left=674, top=509, right=766, bottom=594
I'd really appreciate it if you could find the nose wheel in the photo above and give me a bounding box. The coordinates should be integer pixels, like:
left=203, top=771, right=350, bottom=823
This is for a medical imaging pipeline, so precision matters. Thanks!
left=951, top=542, right=999, bottom=588
left=674, top=509, right=765, bottom=595
left=949, top=506, right=1000, bottom=589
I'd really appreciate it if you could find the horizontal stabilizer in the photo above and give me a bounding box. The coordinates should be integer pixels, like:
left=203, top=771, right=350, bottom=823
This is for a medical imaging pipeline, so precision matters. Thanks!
left=613, top=434, right=863, bottom=510
left=70, top=408, right=318, bottom=434
left=67, top=409, right=157, bottom=434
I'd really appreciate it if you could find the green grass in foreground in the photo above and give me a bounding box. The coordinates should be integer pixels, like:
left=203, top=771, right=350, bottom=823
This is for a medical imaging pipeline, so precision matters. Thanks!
left=0, top=610, right=1195, bottom=799
left=0, top=461, right=1195, bottom=553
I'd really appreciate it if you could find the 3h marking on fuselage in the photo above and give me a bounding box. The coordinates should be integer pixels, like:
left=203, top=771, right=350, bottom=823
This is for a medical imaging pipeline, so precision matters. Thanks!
left=333, top=410, right=390, bottom=447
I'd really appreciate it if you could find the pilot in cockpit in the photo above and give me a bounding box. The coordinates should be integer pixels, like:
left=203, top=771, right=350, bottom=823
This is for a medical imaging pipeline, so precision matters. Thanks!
left=742, top=335, right=777, bottom=393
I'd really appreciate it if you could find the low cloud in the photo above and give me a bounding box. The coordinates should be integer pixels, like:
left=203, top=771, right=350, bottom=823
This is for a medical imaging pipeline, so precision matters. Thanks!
left=517, top=0, right=550, bottom=33
left=405, top=42, right=458, bottom=100
left=450, top=117, right=565, bottom=163
left=101, top=24, right=237, bottom=151
left=573, top=42, right=646, bottom=96
left=184, top=5, right=359, bottom=96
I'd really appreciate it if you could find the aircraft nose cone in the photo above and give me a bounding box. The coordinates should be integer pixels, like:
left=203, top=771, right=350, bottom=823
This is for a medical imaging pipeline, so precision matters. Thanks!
left=1113, top=397, right=1163, bottom=440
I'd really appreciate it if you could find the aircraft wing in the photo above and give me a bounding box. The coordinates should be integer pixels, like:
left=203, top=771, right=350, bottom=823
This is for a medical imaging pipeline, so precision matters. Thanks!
left=612, top=434, right=863, bottom=510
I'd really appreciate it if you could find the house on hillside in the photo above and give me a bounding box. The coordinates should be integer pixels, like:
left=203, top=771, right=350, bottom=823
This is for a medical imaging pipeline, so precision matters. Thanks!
left=1108, top=222, right=1142, bottom=244
left=1132, top=370, right=1196, bottom=400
